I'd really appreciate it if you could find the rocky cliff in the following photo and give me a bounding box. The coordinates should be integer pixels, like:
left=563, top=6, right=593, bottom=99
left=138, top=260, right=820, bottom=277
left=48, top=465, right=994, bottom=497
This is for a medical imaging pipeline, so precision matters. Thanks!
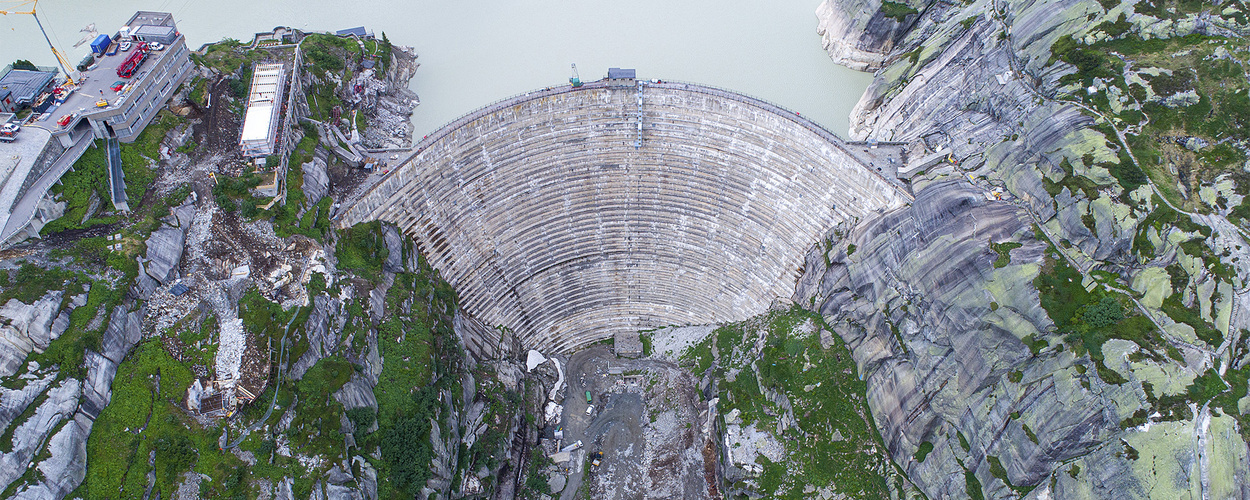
left=809, top=0, right=1250, bottom=497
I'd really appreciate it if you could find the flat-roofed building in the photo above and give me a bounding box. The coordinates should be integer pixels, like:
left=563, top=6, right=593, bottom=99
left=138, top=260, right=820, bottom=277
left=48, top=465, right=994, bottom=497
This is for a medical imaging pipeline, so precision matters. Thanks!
left=130, top=25, right=178, bottom=45
left=0, top=11, right=193, bottom=247
left=0, top=66, right=58, bottom=112
left=238, top=63, right=286, bottom=158
left=49, top=11, right=192, bottom=145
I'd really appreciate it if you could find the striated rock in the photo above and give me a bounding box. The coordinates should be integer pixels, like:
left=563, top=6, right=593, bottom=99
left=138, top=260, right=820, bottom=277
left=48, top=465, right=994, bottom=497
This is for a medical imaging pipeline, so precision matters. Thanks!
left=0, top=291, right=64, bottom=377
left=291, top=295, right=341, bottom=380
left=333, top=374, right=379, bottom=434
left=816, top=0, right=923, bottom=71
left=303, top=159, right=330, bottom=207
left=139, top=202, right=196, bottom=296
left=382, top=224, right=403, bottom=274
left=797, top=181, right=1116, bottom=497
left=0, top=378, right=81, bottom=494
left=0, top=368, right=57, bottom=432
left=13, top=411, right=92, bottom=499
left=82, top=306, right=143, bottom=419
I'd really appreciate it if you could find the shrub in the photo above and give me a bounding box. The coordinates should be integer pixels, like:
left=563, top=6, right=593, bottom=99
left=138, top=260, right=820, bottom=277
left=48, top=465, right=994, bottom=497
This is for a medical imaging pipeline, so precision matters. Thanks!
left=914, top=441, right=934, bottom=462
left=881, top=1, right=919, bottom=20
left=346, top=407, right=376, bottom=433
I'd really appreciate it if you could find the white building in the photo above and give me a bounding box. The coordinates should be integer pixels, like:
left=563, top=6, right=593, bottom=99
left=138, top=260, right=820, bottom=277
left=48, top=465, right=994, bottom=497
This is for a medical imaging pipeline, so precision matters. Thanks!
left=238, top=63, right=286, bottom=158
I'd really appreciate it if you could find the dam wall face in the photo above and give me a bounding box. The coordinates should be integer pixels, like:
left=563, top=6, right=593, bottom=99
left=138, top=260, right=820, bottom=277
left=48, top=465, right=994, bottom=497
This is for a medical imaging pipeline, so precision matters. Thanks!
left=342, top=81, right=908, bottom=355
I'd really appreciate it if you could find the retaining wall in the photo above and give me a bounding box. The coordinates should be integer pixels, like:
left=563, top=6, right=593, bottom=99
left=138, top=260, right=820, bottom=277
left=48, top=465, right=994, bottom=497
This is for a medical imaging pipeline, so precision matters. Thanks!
left=342, top=81, right=909, bottom=354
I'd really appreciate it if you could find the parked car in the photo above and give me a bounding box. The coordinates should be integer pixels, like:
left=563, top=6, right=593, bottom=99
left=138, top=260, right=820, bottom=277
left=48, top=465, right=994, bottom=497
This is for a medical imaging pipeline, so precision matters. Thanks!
left=148, top=42, right=164, bottom=51
left=110, top=80, right=125, bottom=92
left=119, top=41, right=132, bottom=52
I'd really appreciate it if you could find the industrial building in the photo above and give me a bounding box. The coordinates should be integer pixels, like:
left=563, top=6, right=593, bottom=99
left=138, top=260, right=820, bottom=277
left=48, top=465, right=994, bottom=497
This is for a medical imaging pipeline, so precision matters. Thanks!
left=49, top=10, right=194, bottom=145
left=238, top=63, right=286, bottom=158
left=0, top=10, right=194, bottom=247
left=0, top=65, right=58, bottom=113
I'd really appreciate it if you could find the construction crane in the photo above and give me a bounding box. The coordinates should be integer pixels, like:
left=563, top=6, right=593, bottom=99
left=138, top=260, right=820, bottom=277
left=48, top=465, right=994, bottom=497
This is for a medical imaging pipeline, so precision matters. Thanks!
left=0, top=0, right=77, bottom=85
left=569, top=63, right=582, bottom=88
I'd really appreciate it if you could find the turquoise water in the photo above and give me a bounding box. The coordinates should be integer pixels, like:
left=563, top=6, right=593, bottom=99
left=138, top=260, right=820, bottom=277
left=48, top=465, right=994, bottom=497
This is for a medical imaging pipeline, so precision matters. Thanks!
left=0, top=0, right=871, bottom=136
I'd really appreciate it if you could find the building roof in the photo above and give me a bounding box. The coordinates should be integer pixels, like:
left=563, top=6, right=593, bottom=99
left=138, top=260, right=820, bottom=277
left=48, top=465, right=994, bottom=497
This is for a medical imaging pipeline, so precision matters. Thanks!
left=126, top=11, right=175, bottom=28
left=608, top=68, right=636, bottom=79
left=133, top=24, right=176, bottom=37
left=240, top=105, right=275, bottom=143
left=0, top=69, right=57, bottom=104
left=246, top=64, right=283, bottom=105
left=336, top=26, right=369, bottom=37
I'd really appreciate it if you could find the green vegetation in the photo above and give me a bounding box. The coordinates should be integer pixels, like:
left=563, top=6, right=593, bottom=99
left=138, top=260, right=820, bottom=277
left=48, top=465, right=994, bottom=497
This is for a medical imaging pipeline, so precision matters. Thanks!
left=1050, top=29, right=1249, bottom=212
left=41, top=141, right=116, bottom=234
left=10, top=59, right=37, bottom=71
left=1161, top=294, right=1223, bottom=347
left=990, top=241, right=1022, bottom=268
left=270, top=128, right=332, bottom=241
left=965, top=469, right=985, bottom=500
left=302, top=34, right=360, bottom=76
left=914, top=441, right=934, bottom=462
left=187, top=76, right=208, bottom=108
left=520, top=447, right=553, bottom=497
left=986, top=455, right=1035, bottom=495
left=1034, top=247, right=1160, bottom=382
left=83, top=340, right=225, bottom=499
left=336, top=221, right=390, bottom=283
left=706, top=306, right=903, bottom=498
left=880, top=1, right=919, bottom=21
left=287, top=356, right=354, bottom=458
left=348, top=232, right=472, bottom=499
left=193, top=38, right=249, bottom=74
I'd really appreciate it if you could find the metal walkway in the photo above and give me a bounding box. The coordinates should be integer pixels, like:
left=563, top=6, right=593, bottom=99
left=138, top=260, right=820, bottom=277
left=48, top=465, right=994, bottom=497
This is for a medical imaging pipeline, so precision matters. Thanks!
left=106, top=137, right=130, bottom=212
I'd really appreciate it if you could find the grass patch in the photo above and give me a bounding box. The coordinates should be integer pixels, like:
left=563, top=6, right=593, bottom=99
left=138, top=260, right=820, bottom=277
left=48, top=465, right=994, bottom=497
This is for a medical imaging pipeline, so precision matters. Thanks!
left=914, top=441, right=934, bottom=462
left=83, top=340, right=205, bottom=499
left=880, top=1, right=919, bottom=20
left=711, top=306, right=901, bottom=498
left=990, top=241, right=1022, bottom=268
left=336, top=222, right=390, bottom=283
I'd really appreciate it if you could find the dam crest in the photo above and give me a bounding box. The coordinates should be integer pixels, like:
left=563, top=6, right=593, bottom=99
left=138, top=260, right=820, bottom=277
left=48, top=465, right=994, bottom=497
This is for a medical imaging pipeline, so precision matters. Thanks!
left=339, top=78, right=909, bottom=355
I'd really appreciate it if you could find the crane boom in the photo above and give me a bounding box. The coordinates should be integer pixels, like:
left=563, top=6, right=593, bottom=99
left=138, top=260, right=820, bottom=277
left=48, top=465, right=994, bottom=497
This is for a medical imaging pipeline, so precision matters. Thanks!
left=1, top=0, right=77, bottom=85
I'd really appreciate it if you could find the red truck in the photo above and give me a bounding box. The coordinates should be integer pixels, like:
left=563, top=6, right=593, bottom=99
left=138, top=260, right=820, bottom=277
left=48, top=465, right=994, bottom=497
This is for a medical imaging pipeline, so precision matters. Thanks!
left=116, top=43, right=149, bottom=78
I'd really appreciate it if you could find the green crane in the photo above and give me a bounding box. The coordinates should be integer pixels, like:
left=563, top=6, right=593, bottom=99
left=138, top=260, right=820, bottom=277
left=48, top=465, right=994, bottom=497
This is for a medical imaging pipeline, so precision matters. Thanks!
left=569, top=63, right=582, bottom=88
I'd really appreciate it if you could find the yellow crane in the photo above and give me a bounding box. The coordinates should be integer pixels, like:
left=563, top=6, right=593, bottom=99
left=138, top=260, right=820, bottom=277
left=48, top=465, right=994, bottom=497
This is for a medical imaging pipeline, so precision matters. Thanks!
left=0, top=0, right=77, bottom=85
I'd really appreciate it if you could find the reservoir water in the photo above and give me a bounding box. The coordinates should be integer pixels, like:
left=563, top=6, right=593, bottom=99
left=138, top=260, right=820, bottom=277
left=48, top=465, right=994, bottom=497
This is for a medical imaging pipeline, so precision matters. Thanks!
left=0, top=0, right=871, bottom=137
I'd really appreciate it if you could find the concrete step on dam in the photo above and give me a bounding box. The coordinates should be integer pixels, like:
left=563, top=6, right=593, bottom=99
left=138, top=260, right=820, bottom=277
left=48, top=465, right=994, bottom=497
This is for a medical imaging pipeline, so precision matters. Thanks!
left=339, top=78, right=910, bottom=355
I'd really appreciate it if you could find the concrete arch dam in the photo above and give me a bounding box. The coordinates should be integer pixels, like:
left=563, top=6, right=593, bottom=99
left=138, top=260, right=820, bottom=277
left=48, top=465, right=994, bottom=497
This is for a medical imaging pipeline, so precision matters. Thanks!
left=340, top=80, right=909, bottom=355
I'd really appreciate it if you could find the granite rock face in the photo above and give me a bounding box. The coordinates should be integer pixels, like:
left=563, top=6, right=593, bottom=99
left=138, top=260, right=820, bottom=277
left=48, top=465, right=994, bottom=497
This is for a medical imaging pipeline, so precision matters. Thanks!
left=139, top=201, right=196, bottom=295
left=290, top=294, right=343, bottom=380
left=798, top=181, right=1108, bottom=497
left=813, top=0, right=1250, bottom=496
left=0, top=291, right=64, bottom=377
left=816, top=0, right=927, bottom=71
left=303, top=158, right=330, bottom=207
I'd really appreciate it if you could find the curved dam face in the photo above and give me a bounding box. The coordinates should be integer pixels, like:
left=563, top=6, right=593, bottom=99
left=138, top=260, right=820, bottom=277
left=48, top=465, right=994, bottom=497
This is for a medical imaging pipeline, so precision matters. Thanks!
left=341, top=80, right=908, bottom=354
